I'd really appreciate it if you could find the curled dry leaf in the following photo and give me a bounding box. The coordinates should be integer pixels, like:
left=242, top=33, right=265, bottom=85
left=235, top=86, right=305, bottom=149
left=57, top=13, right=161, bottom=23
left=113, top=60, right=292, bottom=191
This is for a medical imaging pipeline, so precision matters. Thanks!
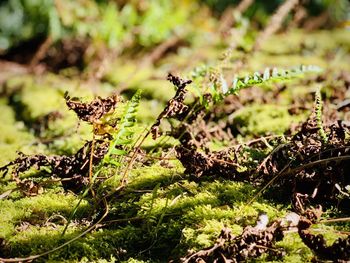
left=151, top=73, right=192, bottom=139
left=64, top=92, right=120, bottom=124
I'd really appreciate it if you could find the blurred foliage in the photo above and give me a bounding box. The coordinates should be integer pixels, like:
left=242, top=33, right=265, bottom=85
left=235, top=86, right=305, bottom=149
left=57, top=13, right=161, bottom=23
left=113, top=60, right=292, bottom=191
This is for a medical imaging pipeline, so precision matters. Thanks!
left=0, top=0, right=59, bottom=51
left=203, top=0, right=350, bottom=19
left=306, top=0, right=349, bottom=19
left=137, top=0, right=191, bottom=46
left=0, top=0, right=196, bottom=52
left=0, top=0, right=349, bottom=54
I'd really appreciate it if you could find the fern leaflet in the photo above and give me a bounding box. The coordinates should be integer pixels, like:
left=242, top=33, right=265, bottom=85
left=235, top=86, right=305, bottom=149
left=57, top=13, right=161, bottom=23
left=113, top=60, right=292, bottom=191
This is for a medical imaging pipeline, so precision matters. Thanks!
left=315, top=87, right=328, bottom=143
left=224, top=65, right=322, bottom=95
left=103, top=90, right=142, bottom=166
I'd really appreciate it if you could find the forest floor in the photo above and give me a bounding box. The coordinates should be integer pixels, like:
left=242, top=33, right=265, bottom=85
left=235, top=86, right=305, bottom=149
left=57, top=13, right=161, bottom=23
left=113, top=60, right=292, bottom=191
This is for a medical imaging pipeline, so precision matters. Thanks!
left=0, top=28, right=350, bottom=263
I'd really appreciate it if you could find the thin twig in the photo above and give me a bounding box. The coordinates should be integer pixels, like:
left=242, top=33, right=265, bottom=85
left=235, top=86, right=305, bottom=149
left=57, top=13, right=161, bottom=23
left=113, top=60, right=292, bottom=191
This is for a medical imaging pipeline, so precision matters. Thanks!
left=253, top=0, right=299, bottom=51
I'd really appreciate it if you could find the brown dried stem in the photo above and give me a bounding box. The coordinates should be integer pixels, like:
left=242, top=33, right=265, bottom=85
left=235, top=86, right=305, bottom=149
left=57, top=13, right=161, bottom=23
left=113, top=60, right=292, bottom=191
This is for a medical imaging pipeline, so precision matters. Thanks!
left=253, top=0, right=299, bottom=51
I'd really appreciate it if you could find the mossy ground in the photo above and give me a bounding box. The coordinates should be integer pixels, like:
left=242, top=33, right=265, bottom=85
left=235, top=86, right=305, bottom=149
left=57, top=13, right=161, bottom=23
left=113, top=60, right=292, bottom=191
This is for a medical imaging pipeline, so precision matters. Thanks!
left=0, top=29, right=349, bottom=262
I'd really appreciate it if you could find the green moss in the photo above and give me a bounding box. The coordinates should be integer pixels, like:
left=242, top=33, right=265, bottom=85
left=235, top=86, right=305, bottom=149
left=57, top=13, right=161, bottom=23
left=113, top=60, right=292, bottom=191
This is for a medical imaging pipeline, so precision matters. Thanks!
left=19, top=84, right=64, bottom=119
left=273, top=232, right=313, bottom=262
left=3, top=75, right=96, bottom=155
left=103, top=60, right=153, bottom=89
left=0, top=99, right=35, bottom=165
left=231, top=104, right=306, bottom=135
left=90, top=170, right=289, bottom=261
left=260, top=29, right=350, bottom=57
left=15, top=79, right=91, bottom=135
left=128, top=163, right=184, bottom=190
left=124, top=178, right=287, bottom=257
left=0, top=191, right=90, bottom=239
left=6, top=224, right=148, bottom=261
left=121, top=259, right=151, bottom=263
left=136, top=99, right=164, bottom=124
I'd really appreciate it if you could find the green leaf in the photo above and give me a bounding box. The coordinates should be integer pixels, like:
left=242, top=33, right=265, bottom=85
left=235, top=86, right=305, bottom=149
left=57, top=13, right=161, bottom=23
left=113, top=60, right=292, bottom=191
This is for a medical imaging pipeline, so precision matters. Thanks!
left=110, top=148, right=128, bottom=156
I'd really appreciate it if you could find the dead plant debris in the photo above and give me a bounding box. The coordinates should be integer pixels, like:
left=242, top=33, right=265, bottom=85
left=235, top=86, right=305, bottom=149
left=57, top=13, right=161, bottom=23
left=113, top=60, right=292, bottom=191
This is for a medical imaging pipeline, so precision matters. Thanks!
left=181, top=215, right=285, bottom=263
left=181, top=206, right=350, bottom=262
left=64, top=92, right=120, bottom=124
left=0, top=140, right=109, bottom=193
left=151, top=73, right=192, bottom=139
left=175, top=145, right=245, bottom=179
left=260, top=114, right=350, bottom=211
left=297, top=207, right=350, bottom=262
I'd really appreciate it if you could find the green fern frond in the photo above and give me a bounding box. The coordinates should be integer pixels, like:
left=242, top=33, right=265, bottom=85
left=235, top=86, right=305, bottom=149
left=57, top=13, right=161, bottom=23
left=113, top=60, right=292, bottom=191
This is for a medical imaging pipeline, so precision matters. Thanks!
left=222, top=65, right=322, bottom=96
left=189, top=64, right=322, bottom=105
left=104, top=90, right=142, bottom=165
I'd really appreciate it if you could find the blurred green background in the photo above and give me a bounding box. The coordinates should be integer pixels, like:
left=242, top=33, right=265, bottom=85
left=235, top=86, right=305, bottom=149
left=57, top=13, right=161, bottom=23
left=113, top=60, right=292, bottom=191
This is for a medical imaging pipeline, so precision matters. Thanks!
left=0, top=0, right=348, bottom=54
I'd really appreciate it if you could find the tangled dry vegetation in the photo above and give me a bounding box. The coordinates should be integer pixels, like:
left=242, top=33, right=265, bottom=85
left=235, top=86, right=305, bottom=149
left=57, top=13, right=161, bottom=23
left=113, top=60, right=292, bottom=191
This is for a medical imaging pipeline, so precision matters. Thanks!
left=0, top=1, right=350, bottom=263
